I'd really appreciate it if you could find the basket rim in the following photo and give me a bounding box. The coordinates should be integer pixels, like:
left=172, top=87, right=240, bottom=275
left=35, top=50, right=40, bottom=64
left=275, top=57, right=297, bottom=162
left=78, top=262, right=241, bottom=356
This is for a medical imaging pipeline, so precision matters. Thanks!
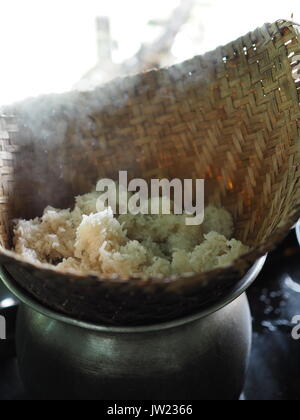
left=0, top=207, right=299, bottom=290
left=0, top=255, right=267, bottom=332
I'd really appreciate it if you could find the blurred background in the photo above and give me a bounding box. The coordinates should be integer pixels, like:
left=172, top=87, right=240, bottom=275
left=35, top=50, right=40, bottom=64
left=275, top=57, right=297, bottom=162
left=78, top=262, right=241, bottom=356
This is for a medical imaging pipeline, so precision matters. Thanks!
left=0, top=0, right=299, bottom=106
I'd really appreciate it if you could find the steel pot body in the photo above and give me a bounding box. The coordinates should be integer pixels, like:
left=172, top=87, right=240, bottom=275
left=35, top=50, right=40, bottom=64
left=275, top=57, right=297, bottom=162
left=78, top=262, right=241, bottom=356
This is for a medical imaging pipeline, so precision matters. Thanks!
left=16, top=293, right=251, bottom=400
left=1, top=256, right=266, bottom=400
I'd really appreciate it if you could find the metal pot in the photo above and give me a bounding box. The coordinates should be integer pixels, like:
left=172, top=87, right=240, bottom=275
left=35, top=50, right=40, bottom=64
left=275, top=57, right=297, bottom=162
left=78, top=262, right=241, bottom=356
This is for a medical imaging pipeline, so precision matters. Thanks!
left=1, top=256, right=266, bottom=400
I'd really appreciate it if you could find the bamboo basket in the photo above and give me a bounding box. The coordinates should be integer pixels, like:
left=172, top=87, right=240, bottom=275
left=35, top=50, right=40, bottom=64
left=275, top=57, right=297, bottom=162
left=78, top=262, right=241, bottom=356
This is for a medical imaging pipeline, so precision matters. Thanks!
left=0, top=20, right=299, bottom=326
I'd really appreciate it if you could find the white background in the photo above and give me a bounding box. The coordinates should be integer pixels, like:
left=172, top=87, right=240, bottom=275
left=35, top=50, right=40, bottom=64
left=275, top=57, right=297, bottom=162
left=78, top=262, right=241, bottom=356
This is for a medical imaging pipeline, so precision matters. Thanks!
left=0, top=0, right=299, bottom=105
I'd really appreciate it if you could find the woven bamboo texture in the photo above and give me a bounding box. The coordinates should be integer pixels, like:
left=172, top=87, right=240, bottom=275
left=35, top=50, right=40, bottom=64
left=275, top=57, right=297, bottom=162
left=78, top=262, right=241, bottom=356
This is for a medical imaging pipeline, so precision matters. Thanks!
left=0, top=20, right=299, bottom=325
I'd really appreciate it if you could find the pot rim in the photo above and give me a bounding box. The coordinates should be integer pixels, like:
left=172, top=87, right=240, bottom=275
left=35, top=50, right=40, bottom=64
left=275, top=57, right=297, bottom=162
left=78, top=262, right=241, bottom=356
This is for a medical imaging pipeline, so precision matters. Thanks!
left=0, top=255, right=267, bottom=333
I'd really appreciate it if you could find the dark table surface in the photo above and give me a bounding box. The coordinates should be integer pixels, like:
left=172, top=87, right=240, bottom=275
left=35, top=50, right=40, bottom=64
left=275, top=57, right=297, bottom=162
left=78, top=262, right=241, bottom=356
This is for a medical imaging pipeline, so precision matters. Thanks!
left=245, top=230, right=300, bottom=400
left=0, top=230, right=300, bottom=401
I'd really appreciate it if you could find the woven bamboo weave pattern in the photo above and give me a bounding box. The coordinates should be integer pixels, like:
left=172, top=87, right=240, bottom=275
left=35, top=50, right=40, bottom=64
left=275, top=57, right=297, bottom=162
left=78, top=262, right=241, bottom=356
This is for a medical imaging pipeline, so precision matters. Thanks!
left=0, top=20, right=299, bottom=325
